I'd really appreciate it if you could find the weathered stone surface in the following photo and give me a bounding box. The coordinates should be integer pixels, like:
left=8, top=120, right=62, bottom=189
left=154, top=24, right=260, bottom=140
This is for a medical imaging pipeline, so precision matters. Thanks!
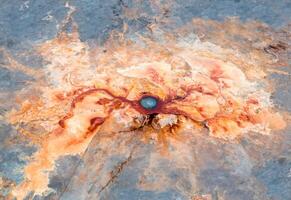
left=0, top=1, right=290, bottom=200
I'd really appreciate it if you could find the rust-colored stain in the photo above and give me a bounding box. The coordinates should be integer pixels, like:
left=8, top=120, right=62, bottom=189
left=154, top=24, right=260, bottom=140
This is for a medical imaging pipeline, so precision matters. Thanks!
left=2, top=4, right=288, bottom=199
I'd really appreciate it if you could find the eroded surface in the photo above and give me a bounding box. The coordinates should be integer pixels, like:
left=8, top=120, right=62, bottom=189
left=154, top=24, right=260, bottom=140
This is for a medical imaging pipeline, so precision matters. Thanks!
left=0, top=1, right=290, bottom=200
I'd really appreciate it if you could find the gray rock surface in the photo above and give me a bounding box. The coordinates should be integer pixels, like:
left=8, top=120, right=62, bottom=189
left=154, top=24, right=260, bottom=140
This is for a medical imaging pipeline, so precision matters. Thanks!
left=0, top=0, right=290, bottom=199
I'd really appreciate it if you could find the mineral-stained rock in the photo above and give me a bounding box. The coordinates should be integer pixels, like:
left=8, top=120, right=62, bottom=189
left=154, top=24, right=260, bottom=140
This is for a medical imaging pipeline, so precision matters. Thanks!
left=0, top=1, right=290, bottom=200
